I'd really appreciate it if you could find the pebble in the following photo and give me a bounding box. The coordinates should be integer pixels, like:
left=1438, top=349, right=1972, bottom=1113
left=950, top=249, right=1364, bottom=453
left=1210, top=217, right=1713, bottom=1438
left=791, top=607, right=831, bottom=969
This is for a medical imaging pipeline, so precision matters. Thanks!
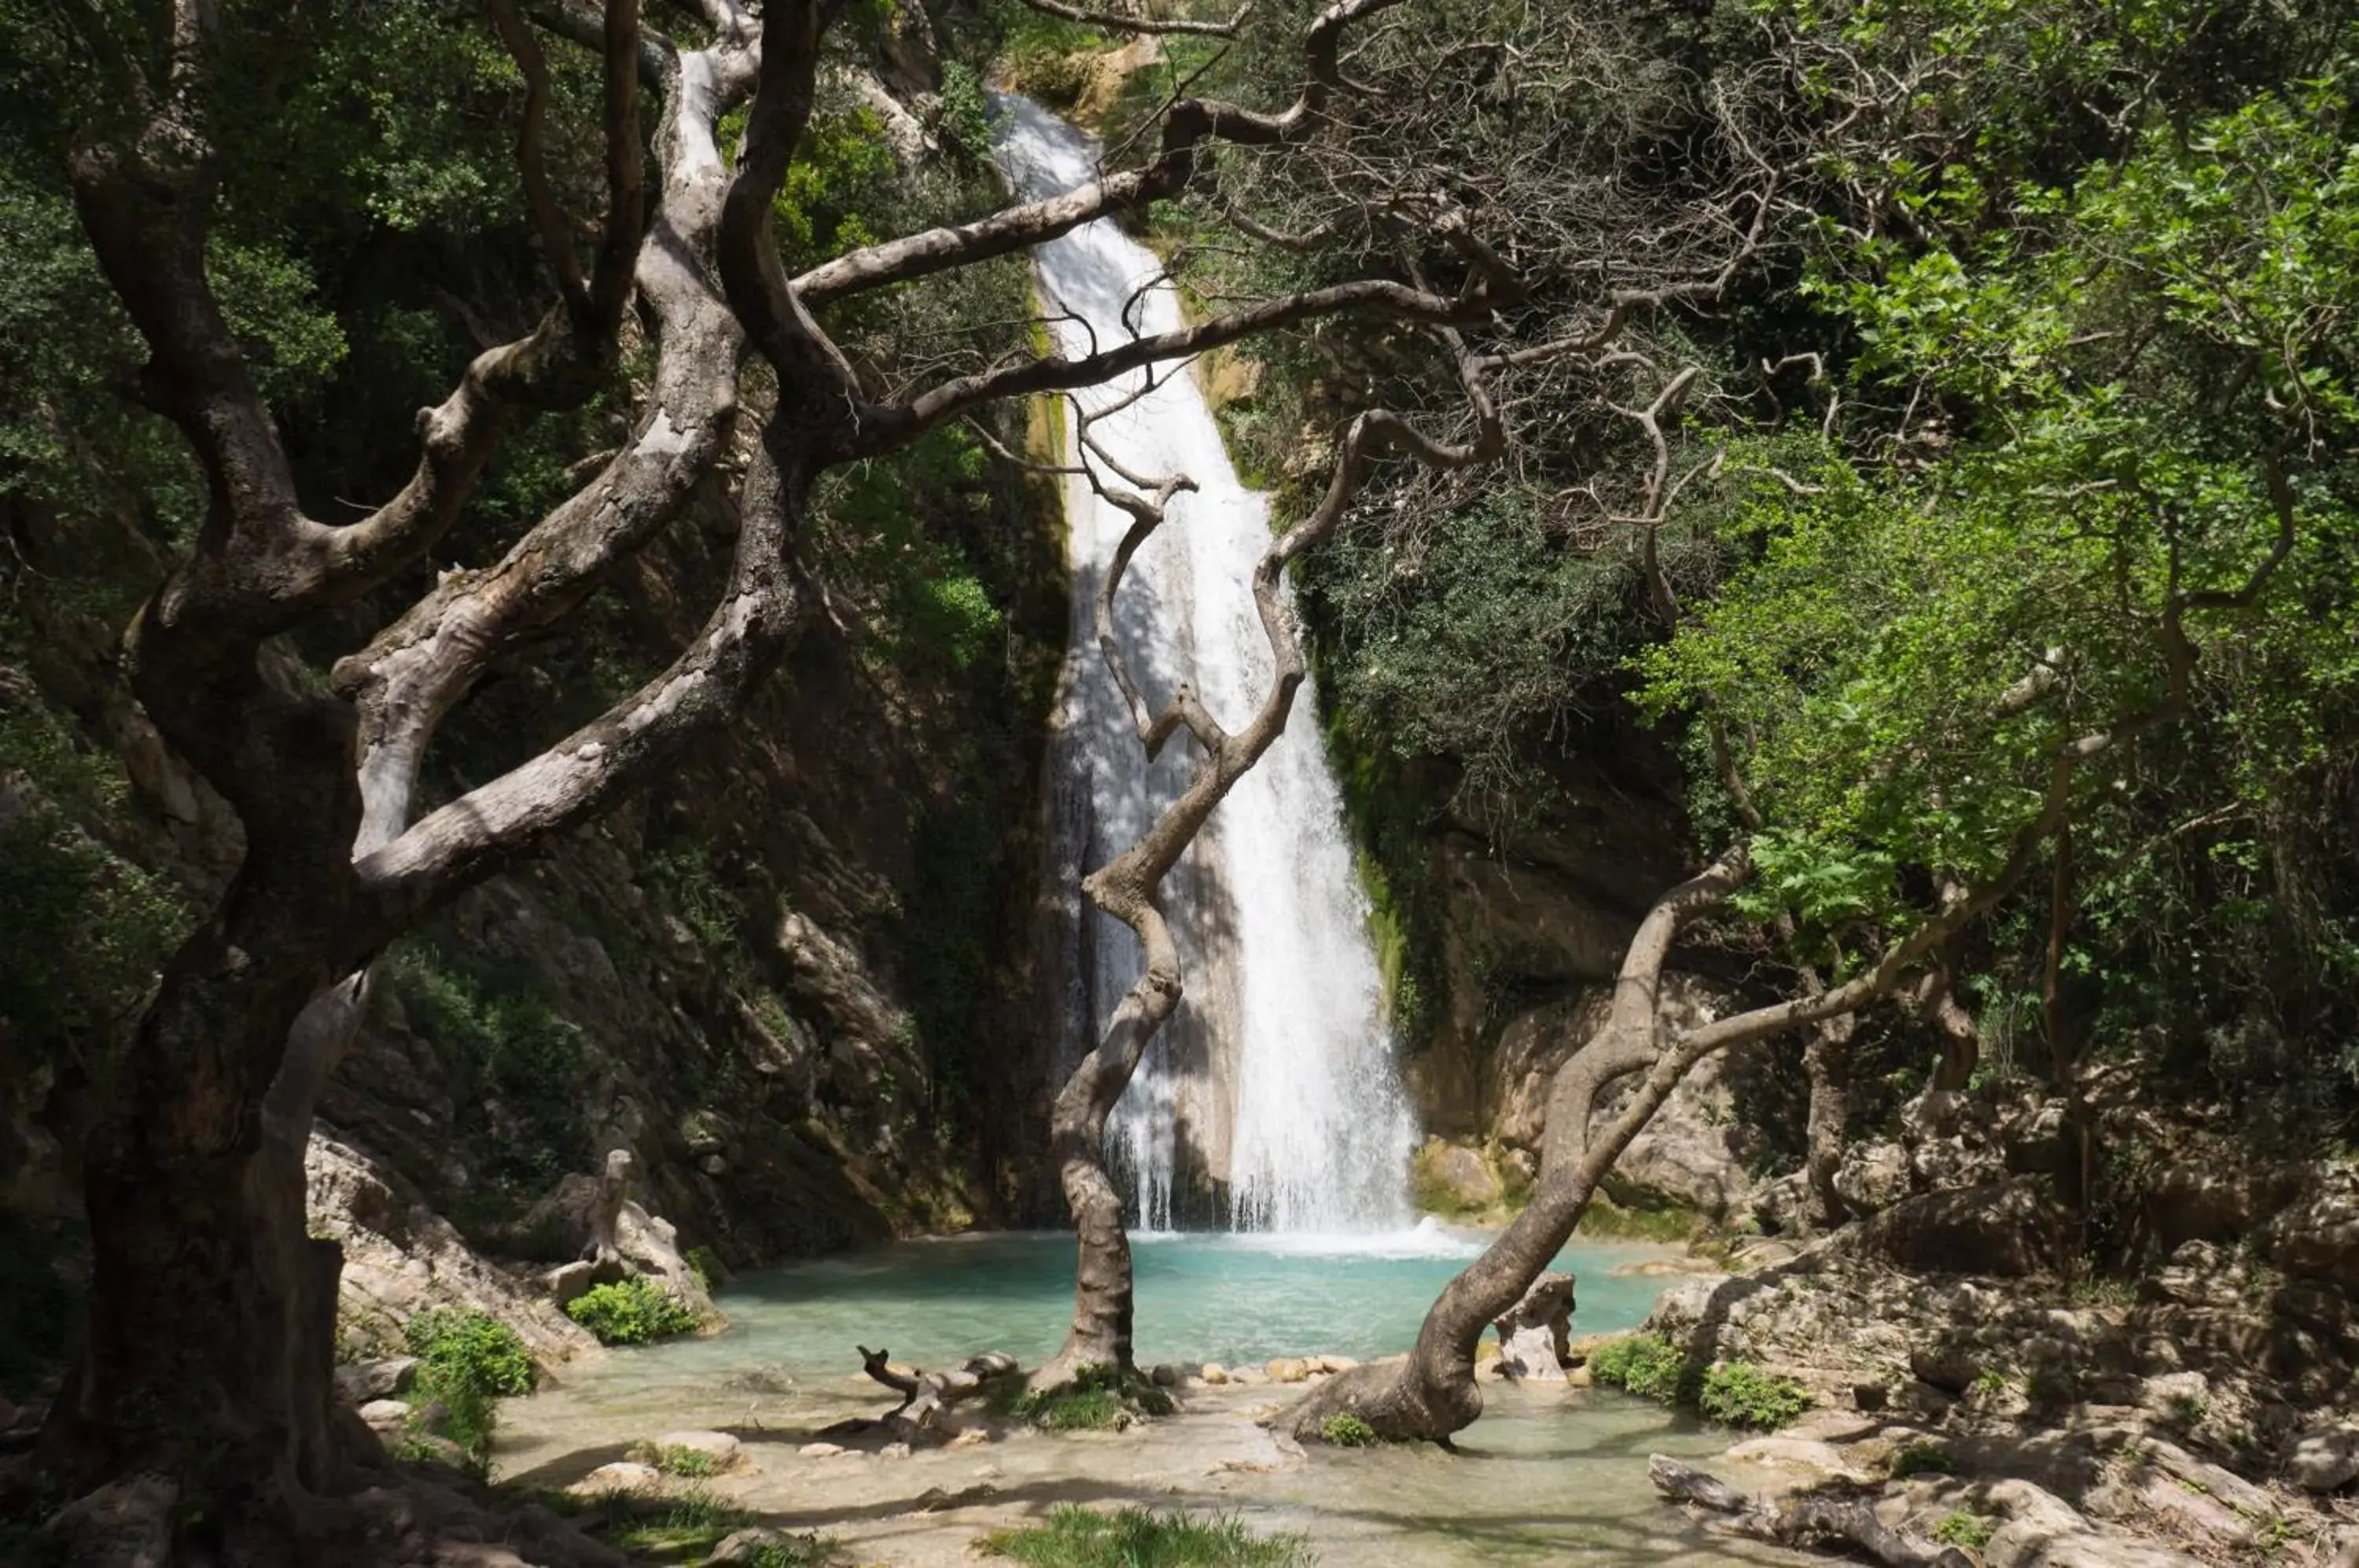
left=799, top=1441, right=848, bottom=1458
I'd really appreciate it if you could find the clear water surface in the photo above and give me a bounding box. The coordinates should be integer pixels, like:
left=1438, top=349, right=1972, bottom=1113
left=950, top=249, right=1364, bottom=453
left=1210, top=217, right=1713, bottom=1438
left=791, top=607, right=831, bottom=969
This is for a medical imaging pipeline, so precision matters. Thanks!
left=588, top=1228, right=1676, bottom=1382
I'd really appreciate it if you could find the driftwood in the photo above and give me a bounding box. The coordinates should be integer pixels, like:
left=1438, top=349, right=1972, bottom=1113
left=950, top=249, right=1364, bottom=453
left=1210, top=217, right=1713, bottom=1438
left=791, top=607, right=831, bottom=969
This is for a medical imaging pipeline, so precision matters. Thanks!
left=1649, top=1455, right=1974, bottom=1568
left=850, top=1347, right=1021, bottom=1445
left=1491, top=1271, right=1575, bottom=1381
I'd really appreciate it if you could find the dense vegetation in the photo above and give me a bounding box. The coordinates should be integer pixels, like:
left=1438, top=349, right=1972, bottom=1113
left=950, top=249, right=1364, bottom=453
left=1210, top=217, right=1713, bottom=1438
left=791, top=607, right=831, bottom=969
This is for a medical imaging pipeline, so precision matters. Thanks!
left=1149, top=0, right=2359, bottom=1176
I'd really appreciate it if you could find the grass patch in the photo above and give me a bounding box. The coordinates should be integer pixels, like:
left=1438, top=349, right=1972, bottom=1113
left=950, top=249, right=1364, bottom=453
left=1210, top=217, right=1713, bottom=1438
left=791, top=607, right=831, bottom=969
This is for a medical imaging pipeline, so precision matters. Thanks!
left=604, top=1485, right=755, bottom=1560
left=1934, top=1511, right=1995, bottom=1550
left=1696, top=1362, right=1810, bottom=1430
left=565, top=1276, right=701, bottom=1345
left=982, top=1505, right=1314, bottom=1567
left=1010, top=1364, right=1170, bottom=1430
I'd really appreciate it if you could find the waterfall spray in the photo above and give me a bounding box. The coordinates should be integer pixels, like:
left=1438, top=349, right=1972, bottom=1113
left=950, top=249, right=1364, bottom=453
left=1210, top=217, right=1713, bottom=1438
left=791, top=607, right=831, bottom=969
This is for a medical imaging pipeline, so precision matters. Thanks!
left=1000, top=96, right=1418, bottom=1235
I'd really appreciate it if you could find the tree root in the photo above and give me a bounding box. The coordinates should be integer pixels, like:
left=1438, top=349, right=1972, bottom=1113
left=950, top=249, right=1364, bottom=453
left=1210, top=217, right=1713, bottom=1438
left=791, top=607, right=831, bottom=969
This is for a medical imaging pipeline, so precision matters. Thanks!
left=1267, top=1356, right=1467, bottom=1445
left=1649, top=1455, right=1972, bottom=1568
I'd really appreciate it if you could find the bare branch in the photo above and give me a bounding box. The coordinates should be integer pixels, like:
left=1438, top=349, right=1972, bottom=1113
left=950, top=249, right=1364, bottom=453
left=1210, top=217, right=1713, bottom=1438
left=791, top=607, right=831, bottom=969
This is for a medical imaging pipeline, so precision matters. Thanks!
left=1010, top=0, right=1252, bottom=37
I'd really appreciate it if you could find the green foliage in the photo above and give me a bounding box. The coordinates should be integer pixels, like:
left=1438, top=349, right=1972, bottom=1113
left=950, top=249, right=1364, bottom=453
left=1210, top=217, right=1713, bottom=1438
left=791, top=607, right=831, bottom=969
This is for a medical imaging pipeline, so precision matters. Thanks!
left=1934, top=1511, right=1996, bottom=1550
left=1588, top=1334, right=1695, bottom=1405
left=564, top=1277, right=701, bottom=1345
left=403, top=1308, right=535, bottom=1462
left=0, top=1216, right=84, bottom=1400
left=983, top=1506, right=1315, bottom=1568
left=1696, top=1363, right=1812, bottom=1430
left=0, top=701, right=193, bottom=1066
left=1304, top=488, right=1671, bottom=811
left=1319, top=1414, right=1381, bottom=1448
left=383, top=937, right=588, bottom=1204
left=650, top=1445, right=719, bottom=1478
left=1890, top=1441, right=1957, bottom=1478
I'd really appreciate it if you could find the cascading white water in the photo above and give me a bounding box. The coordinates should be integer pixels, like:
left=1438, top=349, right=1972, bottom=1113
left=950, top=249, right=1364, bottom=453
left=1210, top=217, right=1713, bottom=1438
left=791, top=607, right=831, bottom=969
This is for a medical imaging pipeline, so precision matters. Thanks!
left=997, top=96, right=1419, bottom=1235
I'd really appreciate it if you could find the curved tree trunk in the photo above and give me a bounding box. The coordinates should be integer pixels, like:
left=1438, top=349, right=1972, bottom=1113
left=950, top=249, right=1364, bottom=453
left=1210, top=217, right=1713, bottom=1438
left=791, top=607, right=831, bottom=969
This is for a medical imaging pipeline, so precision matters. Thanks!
left=1802, top=1013, right=1856, bottom=1231
left=1275, top=795, right=2052, bottom=1443
left=1274, top=849, right=1749, bottom=1441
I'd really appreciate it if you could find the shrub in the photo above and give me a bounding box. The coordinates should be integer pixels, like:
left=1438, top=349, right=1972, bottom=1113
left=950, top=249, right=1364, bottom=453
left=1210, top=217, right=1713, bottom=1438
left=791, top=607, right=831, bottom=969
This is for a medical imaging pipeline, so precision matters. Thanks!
left=403, top=1307, right=535, bottom=1461
left=1320, top=1414, right=1380, bottom=1448
left=982, top=1505, right=1314, bottom=1567
left=1588, top=1334, right=1691, bottom=1404
left=1696, top=1363, right=1811, bottom=1430
left=1890, top=1441, right=1956, bottom=1478
left=1934, top=1511, right=1995, bottom=1550
left=565, top=1276, right=701, bottom=1345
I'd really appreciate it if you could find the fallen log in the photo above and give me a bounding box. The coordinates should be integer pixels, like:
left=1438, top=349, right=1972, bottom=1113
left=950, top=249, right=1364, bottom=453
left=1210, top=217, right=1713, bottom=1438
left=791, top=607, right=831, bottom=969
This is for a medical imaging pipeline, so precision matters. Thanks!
left=1649, top=1454, right=1973, bottom=1568
left=852, top=1347, right=1021, bottom=1445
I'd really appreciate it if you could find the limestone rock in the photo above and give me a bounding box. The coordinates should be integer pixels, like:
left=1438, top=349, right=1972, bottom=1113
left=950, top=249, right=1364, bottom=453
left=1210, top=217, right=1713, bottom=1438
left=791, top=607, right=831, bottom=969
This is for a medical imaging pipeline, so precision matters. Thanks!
left=880, top=1442, right=911, bottom=1459
left=510, top=1171, right=716, bottom=1321
left=573, top=1461, right=661, bottom=1495
left=1266, top=1358, right=1310, bottom=1384
left=711, top=1529, right=811, bottom=1566
left=333, top=1355, right=420, bottom=1404
left=799, top=1442, right=848, bottom=1458
left=2269, top=1165, right=2359, bottom=1292
left=358, top=1399, right=412, bottom=1432
left=42, top=1474, right=177, bottom=1568
left=1149, top=1364, right=1181, bottom=1387
left=307, top=1132, right=595, bottom=1367
left=1314, top=1355, right=1359, bottom=1374
left=1852, top=1177, right=2061, bottom=1277
left=1200, top=1363, right=1229, bottom=1385
left=1831, top=1142, right=1912, bottom=1216
left=1415, top=1139, right=1500, bottom=1212
left=2291, top=1422, right=2359, bottom=1493
left=948, top=1426, right=992, bottom=1448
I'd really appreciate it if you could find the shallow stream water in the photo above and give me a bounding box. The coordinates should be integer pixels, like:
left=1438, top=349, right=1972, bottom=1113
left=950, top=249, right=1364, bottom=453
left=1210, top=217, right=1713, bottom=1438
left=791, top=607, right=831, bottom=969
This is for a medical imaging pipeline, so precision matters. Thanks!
left=498, top=1233, right=1801, bottom=1566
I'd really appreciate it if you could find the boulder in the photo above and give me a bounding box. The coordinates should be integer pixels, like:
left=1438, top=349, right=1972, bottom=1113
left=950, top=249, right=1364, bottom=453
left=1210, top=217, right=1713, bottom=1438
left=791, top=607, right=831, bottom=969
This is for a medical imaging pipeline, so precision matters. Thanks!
left=2268, top=1164, right=2359, bottom=1293
left=711, top=1529, right=819, bottom=1566
left=333, top=1356, right=420, bottom=1404
left=358, top=1400, right=412, bottom=1433
left=1491, top=1272, right=1575, bottom=1382
left=1414, top=1139, right=1500, bottom=1212
left=572, top=1461, right=662, bottom=1495
left=1314, top=1355, right=1359, bottom=1375
left=41, top=1474, right=177, bottom=1568
left=1266, top=1358, right=1310, bottom=1384
left=1852, top=1178, right=2061, bottom=1277
left=2291, top=1422, right=2359, bottom=1493
left=1200, top=1363, right=1229, bottom=1385
left=1831, top=1142, right=1912, bottom=1216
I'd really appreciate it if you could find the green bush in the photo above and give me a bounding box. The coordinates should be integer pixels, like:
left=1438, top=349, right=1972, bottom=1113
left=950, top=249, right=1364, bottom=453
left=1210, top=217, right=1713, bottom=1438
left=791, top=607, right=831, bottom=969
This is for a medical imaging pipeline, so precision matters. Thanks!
left=1890, top=1441, right=1956, bottom=1478
left=1934, top=1511, right=1995, bottom=1550
left=1319, top=1414, right=1380, bottom=1448
left=403, top=1307, right=536, bottom=1462
left=1588, top=1334, right=1692, bottom=1404
left=1696, top=1362, right=1811, bottom=1430
left=982, top=1505, right=1313, bottom=1567
left=564, top=1276, right=701, bottom=1345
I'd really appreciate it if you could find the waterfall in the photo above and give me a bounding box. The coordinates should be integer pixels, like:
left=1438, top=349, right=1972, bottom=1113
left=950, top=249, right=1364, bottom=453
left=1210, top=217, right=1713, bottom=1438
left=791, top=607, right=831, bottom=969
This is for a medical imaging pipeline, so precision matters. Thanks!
left=997, top=96, right=1419, bottom=1235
